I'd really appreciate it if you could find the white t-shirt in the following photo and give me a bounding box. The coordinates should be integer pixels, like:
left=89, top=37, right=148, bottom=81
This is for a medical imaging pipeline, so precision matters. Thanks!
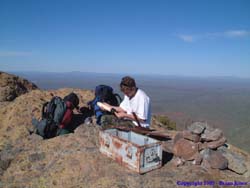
left=120, top=89, right=151, bottom=128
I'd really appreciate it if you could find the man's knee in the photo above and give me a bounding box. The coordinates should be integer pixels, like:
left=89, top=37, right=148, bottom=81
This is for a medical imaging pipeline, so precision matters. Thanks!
left=100, top=115, right=117, bottom=126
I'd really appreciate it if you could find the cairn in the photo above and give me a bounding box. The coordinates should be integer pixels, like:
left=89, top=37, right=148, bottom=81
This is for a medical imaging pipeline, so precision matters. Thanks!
left=172, top=122, right=248, bottom=175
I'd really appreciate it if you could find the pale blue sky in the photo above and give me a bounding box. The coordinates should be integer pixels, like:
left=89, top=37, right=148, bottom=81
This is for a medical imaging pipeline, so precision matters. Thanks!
left=0, top=0, right=250, bottom=77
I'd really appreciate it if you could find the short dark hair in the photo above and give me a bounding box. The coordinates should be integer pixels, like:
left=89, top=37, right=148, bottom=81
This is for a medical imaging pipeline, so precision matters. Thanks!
left=120, top=76, right=136, bottom=88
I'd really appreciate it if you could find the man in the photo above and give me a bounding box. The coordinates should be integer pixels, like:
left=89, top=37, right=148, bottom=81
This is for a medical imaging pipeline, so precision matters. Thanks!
left=101, top=76, right=151, bottom=128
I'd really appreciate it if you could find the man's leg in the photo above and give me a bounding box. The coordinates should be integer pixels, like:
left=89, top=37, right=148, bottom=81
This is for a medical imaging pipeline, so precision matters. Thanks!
left=100, top=114, right=117, bottom=128
left=100, top=114, right=135, bottom=128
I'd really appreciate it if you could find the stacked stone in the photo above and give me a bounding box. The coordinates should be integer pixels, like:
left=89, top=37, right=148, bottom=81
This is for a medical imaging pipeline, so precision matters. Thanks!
left=172, top=122, right=248, bottom=175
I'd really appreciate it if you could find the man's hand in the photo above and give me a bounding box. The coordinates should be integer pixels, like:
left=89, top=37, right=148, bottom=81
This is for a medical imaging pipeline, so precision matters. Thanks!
left=97, top=102, right=112, bottom=112
left=115, top=111, right=128, bottom=119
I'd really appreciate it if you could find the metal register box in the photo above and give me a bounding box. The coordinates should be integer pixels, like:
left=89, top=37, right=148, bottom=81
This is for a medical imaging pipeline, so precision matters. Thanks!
left=99, top=128, right=162, bottom=174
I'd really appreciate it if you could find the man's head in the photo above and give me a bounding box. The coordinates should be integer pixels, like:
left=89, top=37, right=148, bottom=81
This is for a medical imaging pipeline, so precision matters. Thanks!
left=120, top=76, right=137, bottom=98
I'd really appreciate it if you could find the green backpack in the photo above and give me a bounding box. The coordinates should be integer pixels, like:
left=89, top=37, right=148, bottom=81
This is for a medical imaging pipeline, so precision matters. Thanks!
left=42, top=96, right=67, bottom=138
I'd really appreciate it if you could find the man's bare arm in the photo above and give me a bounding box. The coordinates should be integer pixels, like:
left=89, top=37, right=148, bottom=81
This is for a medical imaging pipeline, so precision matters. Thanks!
left=101, top=102, right=126, bottom=113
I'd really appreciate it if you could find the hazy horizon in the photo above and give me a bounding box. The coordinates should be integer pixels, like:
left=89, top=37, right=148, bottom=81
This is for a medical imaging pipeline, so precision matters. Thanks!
left=8, top=70, right=250, bottom=79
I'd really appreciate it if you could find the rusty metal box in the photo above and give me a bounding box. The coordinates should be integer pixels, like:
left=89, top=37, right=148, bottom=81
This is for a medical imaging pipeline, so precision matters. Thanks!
left=99, top=128, right=162, bottom=174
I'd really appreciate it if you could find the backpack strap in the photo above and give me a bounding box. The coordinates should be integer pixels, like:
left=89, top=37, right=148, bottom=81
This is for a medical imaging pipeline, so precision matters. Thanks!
left=114, top=93, right=122, bottom=105
left=46, top=97, right=58, bottom=121
left=41, top=98, right=57, bottom=121
left=42, top=102, right=49, bottom=119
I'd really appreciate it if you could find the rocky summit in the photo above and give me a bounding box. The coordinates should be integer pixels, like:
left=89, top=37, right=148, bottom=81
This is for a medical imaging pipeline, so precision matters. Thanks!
left=0, top=72, right=38, bottom=103
left=0, top=72, right=249, bottom=188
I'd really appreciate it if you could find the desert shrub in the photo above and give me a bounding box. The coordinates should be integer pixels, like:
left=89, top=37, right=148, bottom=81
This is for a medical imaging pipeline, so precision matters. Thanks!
left=154, top=115, right=177, bottom=130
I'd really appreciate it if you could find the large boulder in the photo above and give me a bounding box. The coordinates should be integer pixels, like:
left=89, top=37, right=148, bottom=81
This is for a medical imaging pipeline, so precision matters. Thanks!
left=173, top=138, right=199, bottom=160
left=201, top=149, right=228, bottom=170
left=218, top=146, right=248, bottom=175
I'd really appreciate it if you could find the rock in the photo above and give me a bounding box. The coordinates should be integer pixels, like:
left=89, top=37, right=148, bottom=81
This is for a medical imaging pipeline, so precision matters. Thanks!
left=28, top=133, right=43, bottom=142
left=0, top=71, right=38, bottom=102
left=201, top=128, right=223, bottom=141
left=209, top=153, right=228, bottom=170
left=187, top=122, right=206, bottom=135
left=193, top=153, right=203, bottom=165
left=28, top=152, right=46, bottom=162
left=204, top=123, right=214, bottom=131
left=201, top=149, right=228, bottom=170
left=218, top=147, right=248, bottom=175
left=0, top=158, right=12, bottom=175
left=200, top=149, right=210, bottom=159
left=0, top=146, right=14, bottom=176
left=217, top=145, right=228, bottom=152
left=198, top=142, right=206, bottom=151
left=173, top=138, right=198, bottom=161
left=201, top=159, right=211, bottom=170
left=162, top=140, right=174, bottom=153
left=173, top=132, right=183, bottom=144
left=172, top=157, right=185, bottom=167
left=203, top=137, right=227, bottom=149
left=183, top=130, right=201, bottom=143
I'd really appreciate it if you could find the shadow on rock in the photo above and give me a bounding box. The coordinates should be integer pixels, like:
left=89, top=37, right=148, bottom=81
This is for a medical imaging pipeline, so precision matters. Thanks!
left=162, top=151, right=173, bottom=166
left=69, top=115, right=89, bottom=131
left=69, top=107, right=93, bottom=131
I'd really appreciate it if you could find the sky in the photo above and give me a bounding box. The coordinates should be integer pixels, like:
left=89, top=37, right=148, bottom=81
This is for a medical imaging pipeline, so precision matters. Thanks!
left=0, top=0, right=250, bottom=77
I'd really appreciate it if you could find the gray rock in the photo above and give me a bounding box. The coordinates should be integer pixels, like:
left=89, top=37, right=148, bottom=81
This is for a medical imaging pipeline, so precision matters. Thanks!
left=204, top=123, right=214, bottom=132
left=200, top=148, right=211, bottom=159
left=217, top=145, right=228, bottom=151
left=187, top=122, right=206, bottom=135
left=201, top=159, right=211, bottom=170
left=218, top=147, right=247, bottom=175
left=201, top=149, right=228, bottom=170
left=201, top=128, right=223, bottom=141
left=209, top=153, right=228, bottom=170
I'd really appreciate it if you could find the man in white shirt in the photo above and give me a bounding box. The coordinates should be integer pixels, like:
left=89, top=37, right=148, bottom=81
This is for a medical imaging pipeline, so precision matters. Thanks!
left=110, top=76, right=151, bottom=128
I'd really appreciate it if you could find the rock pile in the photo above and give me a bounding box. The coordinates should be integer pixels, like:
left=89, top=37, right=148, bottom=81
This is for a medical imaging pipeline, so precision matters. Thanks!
left=172, top=122, right=248, bottom=175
